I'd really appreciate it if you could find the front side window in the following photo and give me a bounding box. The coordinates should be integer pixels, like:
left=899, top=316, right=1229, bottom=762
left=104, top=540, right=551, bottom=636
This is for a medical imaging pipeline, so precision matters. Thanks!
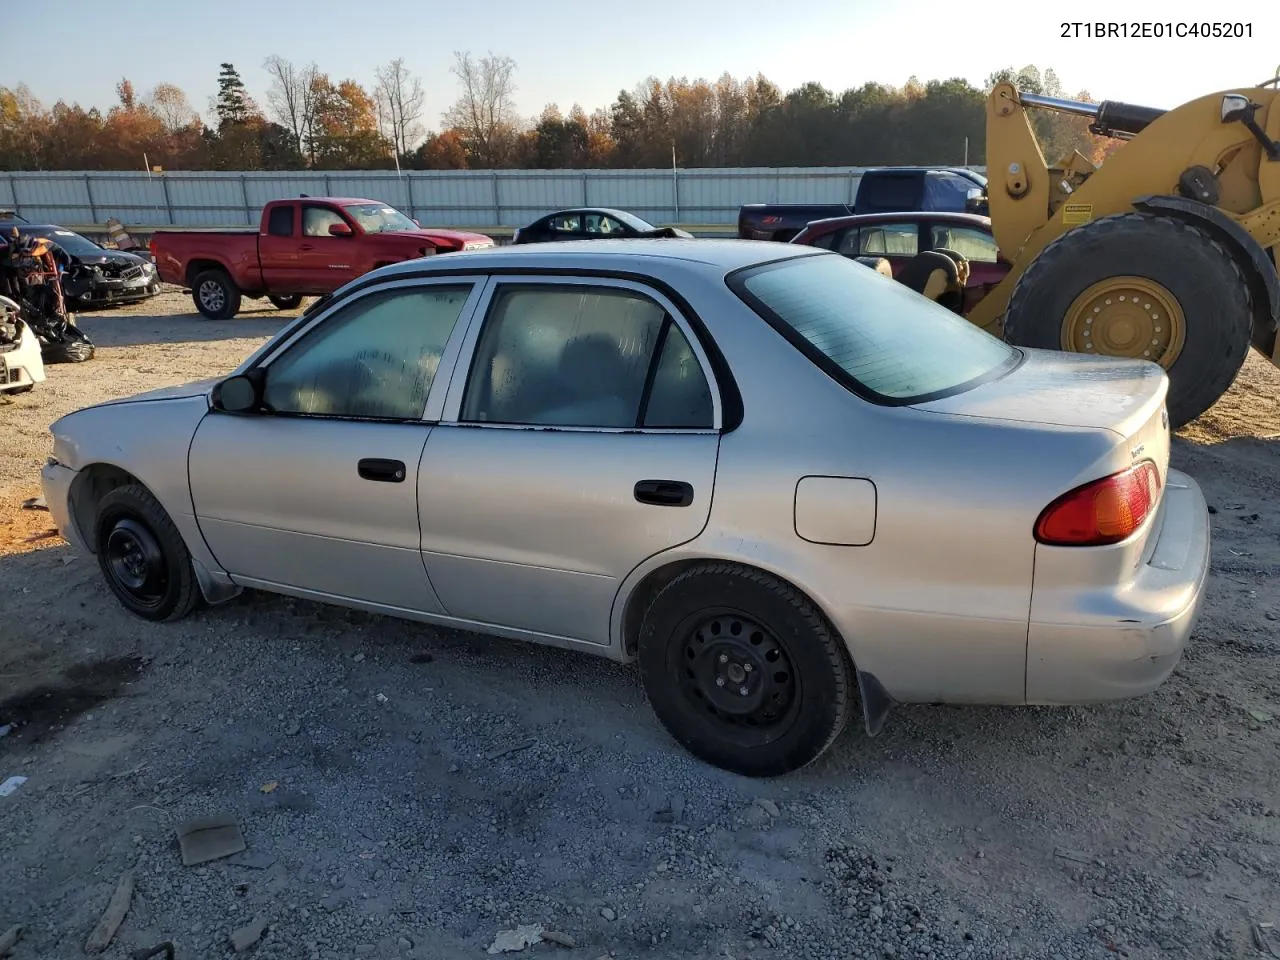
left=302, top=206, right=347, bottom=237
left=931, top=224, right=999, bottom=262
left=263, top=285, right=473, bottom=419
left=460, top=284, right=714, bottom=429
left=549, top=214, right=581, bottom=233
left=729, top=253, right=1018, bottom=403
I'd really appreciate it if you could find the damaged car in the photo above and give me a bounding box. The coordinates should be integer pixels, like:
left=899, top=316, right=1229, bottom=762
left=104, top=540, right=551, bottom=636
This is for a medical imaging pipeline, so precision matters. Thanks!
left=0, top=295, right=47, bottom=395
left=7, top=224, right=159, bottom=311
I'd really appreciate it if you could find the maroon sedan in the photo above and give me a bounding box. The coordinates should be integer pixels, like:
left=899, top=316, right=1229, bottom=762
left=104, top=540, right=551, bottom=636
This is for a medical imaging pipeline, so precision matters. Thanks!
left=790, top=211, right=1010, bottom=315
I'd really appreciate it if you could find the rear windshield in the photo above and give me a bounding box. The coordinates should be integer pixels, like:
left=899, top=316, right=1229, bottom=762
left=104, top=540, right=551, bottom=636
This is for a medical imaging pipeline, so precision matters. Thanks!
left=728, top=252, right=1019, bottom=403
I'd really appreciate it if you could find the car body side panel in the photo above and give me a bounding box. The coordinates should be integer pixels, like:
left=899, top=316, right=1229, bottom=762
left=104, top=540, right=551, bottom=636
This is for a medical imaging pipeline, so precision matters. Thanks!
left=419, top=427, right=719, bottom=644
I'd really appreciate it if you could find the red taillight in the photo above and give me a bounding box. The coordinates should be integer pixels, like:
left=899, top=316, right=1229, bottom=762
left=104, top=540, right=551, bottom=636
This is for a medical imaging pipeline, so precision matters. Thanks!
left=1034, top=461, right=1162, bottom=546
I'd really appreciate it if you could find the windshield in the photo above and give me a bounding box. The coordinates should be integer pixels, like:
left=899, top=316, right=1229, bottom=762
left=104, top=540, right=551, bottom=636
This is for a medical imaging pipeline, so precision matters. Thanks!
left=729, top=252, right=1019, bottom=403
left=342, top=203, right=419, bottom=234
left=20, top=227, right=103, bottom=256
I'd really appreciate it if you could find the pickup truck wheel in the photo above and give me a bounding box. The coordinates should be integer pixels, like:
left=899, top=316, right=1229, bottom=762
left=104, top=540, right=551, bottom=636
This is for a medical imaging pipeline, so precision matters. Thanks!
left=192, top=269, right=242, bottom=320
left=268, top=294, right=304, bottom=310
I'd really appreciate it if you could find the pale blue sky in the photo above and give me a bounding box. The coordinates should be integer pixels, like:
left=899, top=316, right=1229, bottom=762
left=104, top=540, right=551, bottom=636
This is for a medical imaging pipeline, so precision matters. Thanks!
left=6, top=0, right=1277, bottom=127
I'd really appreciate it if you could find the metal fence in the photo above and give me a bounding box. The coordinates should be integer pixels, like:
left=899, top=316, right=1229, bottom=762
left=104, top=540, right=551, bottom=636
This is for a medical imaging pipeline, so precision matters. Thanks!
left=0, top=166, right=987, bottom=232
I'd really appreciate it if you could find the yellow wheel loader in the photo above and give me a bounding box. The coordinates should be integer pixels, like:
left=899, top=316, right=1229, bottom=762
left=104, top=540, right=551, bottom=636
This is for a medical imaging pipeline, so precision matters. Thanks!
left=967, top=76, right=1280, bottom=427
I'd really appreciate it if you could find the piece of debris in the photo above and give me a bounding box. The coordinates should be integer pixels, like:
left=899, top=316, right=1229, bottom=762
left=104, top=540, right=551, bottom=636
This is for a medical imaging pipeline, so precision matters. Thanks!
left=487, top=738, right=536, bottom=761
left=1252, top=922, right=1280, bottom=957
left=541, top=930, right=576, bottom=948
left=230, top=851, right=277, bottom=870
left=20, top=495, right=47, bottom=511
left=600, top=907, right=616, bottom=921
left=260, top=780, right=279, bottom=793
left=1248, top=709, right=1273, bottom=723
left=0, top=724, right=11, bottom=739
left=176, top=813, right=246, bottom=866
left=130, top=942, right=175, bottom=960
left=375, top=693, right=389, bottom=704
left=486, top=923, right=544, bottom=954
left=756, top=798, right=780, bottom=817
left=353, top=653, right=366, bottom=662
left=1054, top=848, right=1092, bottom=864
left=229, top=918, right=269, bottom=953
left=84, top=869, right=134, bottom=954
left=284, top=718, right=302, bottom=736
left=0, top=924, right=24, bottom=957
left=0, top=775, right=27, bottom=797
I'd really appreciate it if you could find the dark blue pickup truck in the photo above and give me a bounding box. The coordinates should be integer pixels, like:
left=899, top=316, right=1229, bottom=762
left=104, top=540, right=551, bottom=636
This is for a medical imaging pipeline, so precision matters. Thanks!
left=738, top=166, right=988, bottom=242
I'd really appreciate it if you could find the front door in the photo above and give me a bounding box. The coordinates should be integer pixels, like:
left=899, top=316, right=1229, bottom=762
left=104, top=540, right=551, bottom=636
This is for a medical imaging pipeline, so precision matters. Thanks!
left=418, top=276, right=723, bottom=645
left=297, top=203, right=361, bottom=290
left=927, top=221, right=1007, bottom=314
left=258, top=202, right=303, bottom=291
left=188, top=278, right=485, bottom=611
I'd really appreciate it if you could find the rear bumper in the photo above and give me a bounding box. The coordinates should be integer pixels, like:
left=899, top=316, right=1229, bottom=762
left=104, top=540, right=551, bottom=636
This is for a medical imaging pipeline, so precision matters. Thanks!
left=40, top=460, right=85, bottom=550
left=1025, top=468, right=1210, bottom=703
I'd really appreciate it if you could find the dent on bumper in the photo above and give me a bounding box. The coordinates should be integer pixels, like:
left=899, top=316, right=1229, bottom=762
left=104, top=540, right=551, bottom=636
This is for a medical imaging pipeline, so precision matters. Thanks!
left=1025, top=468, right=1211, bottom=704
left=40, top=461, right=85, bottom=550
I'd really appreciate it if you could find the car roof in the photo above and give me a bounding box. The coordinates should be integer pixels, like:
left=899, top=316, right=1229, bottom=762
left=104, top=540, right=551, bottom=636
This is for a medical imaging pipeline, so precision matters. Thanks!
left=535, top=207, right=653, bottom=226
left=370, top=238, right=824, bottom=280
left=802, top=211, right=993, bottom=233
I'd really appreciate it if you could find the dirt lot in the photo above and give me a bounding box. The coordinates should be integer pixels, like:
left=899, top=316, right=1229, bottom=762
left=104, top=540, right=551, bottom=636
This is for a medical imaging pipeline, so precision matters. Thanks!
left=2, top=289, right=1279, bottom=960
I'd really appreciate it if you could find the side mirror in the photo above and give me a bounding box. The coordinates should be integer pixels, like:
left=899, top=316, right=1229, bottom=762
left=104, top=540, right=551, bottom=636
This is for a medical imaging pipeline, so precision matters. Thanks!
left=328, top=221, right=354, bottom=237
left=1221, top=93, right=1252, bottom=123
left=211, top=371, right=263, bottom=413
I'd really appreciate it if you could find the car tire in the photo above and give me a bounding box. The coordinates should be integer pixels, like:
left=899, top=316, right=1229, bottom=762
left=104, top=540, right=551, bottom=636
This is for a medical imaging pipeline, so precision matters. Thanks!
left=7, top=384, right=34, bottom=395
left=637, top=563, right=853, bottom=777
left=191, top=269, right=242, bottom=321
left=267, top=294, right=304, bottom=310
left=94, top=483, right=201, bottom=622
left=1001, top=212, right=1253, bottom=428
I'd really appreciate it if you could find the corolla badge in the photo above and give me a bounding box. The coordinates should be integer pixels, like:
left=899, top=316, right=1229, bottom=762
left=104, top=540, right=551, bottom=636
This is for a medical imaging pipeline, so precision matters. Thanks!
left=1131, top=443, right=1145, bottom=459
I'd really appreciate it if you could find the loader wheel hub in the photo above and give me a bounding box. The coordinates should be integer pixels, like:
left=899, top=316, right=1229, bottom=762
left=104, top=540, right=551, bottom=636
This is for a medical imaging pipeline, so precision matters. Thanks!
left=1063, top=277, right=1186, bottom=368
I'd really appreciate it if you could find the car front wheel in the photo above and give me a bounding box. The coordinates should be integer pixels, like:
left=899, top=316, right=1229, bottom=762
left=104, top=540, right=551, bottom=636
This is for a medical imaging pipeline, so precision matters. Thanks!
left=94, top=484, right=200, bottom=622
left=637, top=563, right=854, bottom=777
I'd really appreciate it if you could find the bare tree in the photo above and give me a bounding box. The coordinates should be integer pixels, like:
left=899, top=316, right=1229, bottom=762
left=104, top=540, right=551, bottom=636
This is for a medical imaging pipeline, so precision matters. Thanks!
left=147, top=83, right=198, bottom=132
left=373, top=58, right=426, bottom=157
left=263, top=54, right=320, bottom=156
left=441, top=51, right=519, bottom=166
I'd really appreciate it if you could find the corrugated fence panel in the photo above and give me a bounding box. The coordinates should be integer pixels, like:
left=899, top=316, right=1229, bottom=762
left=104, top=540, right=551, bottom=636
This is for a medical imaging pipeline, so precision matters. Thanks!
left=0, top=166, right=987, bottom=229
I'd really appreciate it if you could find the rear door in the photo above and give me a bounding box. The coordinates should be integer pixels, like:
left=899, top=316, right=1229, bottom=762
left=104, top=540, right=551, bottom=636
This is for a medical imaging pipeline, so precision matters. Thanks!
left=258, top=202, right=302, bottom=291
left=416, top=275, right=723, bottom=645
left=848, top=220, right=922, bottom=279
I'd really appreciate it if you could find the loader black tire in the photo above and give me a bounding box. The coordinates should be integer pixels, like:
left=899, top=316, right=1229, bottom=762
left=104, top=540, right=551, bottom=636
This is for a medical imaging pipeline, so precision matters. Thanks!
left=1002, top=213, right=1253, bottom=428
left=191, top=268, right=242, bottom=321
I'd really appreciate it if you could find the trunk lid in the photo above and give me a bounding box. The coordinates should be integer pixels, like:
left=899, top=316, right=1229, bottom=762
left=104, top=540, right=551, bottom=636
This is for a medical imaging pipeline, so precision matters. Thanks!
left=910, top=347, right=1171, bottom=485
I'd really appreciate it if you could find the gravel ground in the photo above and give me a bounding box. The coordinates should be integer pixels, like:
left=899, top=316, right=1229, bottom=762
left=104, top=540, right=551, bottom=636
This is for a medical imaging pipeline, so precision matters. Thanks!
left=2, top=289, right=1279, bottom=960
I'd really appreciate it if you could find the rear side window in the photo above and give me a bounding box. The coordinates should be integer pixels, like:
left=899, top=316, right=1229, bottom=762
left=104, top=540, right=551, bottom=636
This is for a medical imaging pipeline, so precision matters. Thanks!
left=267, top=205, right=294, bottom=237
left=728, top=253, right=1018, bottom=403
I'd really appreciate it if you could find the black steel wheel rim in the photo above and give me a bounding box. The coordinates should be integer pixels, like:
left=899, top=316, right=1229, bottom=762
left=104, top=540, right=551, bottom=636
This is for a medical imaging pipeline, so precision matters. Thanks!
left=671, top=609, right=802, bottom=745
left=104, top=517, right=167, bottom=606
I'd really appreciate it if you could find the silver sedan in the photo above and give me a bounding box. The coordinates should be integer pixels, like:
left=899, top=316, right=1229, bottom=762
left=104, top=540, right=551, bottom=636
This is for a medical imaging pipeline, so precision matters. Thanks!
left=41, top=239, right=1211, bottom=777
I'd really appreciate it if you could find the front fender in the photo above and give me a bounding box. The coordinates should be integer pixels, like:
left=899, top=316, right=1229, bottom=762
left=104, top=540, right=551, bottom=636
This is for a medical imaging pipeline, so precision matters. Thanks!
left=52, top=396, right=227, bottom=583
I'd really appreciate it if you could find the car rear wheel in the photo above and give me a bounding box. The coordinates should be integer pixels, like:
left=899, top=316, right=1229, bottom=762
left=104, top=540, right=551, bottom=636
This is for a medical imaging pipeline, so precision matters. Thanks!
left=191, top=269, right=242, bottom=321
left=637, top=563, right=853, bottom=777
left=94, top=484, right=200, bottom=622
left=267, top=294, right=304, bottom=310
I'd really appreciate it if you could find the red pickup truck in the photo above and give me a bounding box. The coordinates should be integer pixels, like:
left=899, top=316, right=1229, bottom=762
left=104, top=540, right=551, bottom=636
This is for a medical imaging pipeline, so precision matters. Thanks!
left=151, top=196, right=495, bottom=319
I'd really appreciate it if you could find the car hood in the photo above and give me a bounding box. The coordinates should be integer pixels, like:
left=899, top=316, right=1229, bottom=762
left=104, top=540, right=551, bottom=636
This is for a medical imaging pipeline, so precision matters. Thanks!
left=385, top=229, right=494, bottom=247
left=67, top=248, right=150, bottom=267
left=88, top=376, right=220, bottom=408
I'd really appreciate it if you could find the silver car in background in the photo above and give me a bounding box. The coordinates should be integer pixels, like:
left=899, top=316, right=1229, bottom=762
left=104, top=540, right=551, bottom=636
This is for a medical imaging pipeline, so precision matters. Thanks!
left=41, top=239, right=1211, bottom=777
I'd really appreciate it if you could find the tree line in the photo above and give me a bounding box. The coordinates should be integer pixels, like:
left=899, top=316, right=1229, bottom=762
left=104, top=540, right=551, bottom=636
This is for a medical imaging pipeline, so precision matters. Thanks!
left=0, top=55, right=1121, bottom=173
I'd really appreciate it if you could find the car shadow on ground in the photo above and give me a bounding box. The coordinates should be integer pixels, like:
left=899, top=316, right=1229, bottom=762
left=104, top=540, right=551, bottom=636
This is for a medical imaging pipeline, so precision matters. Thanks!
left=75, top=311, right=296, bottom=348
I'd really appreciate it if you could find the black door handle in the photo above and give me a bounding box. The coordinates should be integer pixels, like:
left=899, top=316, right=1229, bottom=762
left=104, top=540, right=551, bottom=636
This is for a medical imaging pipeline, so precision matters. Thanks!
left=357, top=458, right=406, bottom=483
left=634, top=479, right=693, bottom=507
